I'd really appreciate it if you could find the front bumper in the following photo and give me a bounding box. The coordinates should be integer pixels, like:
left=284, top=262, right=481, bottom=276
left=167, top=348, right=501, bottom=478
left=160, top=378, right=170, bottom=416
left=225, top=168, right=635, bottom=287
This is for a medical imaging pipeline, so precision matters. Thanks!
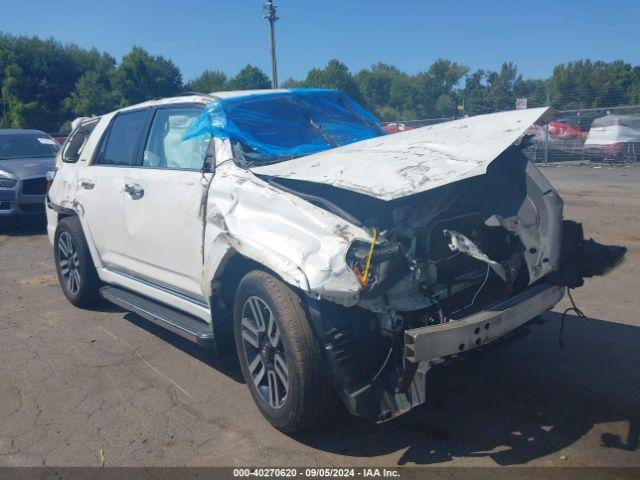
left=404, top=283, right=565, bottom=363
left=0, top=177, right=46, bottom=216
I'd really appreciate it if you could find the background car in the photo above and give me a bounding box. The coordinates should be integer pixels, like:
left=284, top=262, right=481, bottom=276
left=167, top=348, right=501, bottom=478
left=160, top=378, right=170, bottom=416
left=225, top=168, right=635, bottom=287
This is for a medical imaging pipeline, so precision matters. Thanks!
left=0, top=129, right=59, bottom=219
left=584, top=113, right=640, bottom=163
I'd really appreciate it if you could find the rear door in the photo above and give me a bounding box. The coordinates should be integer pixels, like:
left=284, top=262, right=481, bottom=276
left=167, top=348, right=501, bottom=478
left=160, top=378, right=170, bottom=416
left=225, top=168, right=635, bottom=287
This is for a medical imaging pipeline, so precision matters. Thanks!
left=76, top=108, right=150, bottom=269
left=120, top=104, right=212, bottom=299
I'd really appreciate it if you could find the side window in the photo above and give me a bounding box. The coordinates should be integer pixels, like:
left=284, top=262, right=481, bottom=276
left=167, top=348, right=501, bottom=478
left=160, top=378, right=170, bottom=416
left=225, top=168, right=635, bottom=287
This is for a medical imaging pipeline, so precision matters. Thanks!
left=62, top=120, right=98, bottom=163
left=97, top=110, right=148, bottom=166
left=142, top=107, right=211, bottom=170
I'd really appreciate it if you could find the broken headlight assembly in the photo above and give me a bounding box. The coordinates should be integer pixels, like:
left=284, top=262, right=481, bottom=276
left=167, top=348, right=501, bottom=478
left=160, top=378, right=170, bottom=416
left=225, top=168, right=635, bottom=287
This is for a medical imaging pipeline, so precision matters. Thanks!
left=0, top=170, right=17, bottom=188
left=346, top=234, right=409, bottom=297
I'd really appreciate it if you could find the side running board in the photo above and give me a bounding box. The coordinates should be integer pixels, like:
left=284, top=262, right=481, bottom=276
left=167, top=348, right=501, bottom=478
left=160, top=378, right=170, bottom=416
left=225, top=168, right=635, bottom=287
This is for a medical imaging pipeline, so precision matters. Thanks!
left=100, top=286, right=214, bottom=348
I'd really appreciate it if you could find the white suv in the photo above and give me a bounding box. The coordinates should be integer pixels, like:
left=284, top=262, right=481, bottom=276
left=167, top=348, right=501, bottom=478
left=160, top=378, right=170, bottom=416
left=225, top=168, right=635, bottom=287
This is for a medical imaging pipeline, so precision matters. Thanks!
left=46, top=89, right=621, bottom=432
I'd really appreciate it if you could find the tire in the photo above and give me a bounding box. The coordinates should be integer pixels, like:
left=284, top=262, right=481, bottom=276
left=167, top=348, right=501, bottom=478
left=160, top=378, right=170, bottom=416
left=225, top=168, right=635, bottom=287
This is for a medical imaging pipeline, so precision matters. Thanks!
left=233, top=270, right=336, bottom=432
left=54, top=217, right=101, bottom=307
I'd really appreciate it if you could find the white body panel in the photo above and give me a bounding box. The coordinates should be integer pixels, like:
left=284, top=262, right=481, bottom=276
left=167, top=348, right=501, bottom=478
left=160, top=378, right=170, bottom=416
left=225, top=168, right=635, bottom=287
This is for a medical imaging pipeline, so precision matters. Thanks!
left=119, top=168, right=209, bottom=298
left=76, top=166, right=130, bottom=269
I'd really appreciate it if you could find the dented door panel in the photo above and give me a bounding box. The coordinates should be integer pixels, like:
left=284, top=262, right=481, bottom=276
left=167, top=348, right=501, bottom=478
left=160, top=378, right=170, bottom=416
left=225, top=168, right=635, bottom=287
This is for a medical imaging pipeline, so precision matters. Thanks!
left=122, top=168, right=209, bottom=298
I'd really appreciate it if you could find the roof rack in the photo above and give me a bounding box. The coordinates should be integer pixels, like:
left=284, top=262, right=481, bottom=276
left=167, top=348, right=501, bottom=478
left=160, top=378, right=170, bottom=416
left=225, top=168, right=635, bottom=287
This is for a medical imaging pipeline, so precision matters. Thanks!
left=175, top=91, right=211, bottom=97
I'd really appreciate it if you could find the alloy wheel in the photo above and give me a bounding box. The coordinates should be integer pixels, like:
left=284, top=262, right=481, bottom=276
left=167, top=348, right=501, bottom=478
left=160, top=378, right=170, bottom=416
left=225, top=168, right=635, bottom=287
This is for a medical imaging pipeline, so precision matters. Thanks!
left=58, top=231, right=81, bottom=295
left=240, top=296, right=289, bottom=409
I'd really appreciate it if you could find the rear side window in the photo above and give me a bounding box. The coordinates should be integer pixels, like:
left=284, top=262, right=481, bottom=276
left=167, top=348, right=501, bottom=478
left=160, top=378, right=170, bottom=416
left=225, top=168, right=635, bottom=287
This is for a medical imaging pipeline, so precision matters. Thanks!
left=97, top=110, right=148, bottom=166
left=62, top=120, right=98, bottom=163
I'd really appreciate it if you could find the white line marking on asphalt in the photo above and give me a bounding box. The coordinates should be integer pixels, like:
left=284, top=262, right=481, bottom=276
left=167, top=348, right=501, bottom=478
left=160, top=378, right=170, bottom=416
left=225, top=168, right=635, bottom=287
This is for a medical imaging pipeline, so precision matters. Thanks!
left=99, top=326, right=194, bottom=400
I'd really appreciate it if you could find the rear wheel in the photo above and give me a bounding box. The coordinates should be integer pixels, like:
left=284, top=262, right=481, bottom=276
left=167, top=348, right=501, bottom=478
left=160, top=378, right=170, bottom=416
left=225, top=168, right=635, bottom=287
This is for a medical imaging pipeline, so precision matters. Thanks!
left=54, top=217, right=101, bottom=307
left=233, top=270, right=336, bottom=432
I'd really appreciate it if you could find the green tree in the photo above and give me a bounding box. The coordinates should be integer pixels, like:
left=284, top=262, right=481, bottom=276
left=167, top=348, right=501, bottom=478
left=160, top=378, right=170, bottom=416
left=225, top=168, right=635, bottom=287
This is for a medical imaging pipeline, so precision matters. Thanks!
left=1, top=67, right=43, bottom=128
left=356, top=63, right=401, bottom=113
left=3, top=30, right=640, bottom=130
left=463, top=62, right=540, bottom=115
left=484, top=62, right=522, bottom=111
left=0, top=34, right=81, bottom=130
left=63, top=52, right=119, bottom=118
left=280, top=77, right=305, bottom=88
left=302, top=59, right=364, bottom=104
left=185, top=69, right=227, bottom=93
left=227, top=65, right=271, bottom=90
left=546, top=60, right=635, bottom=109
left=414, top=59, right=468, bottom=117
left=112, top=46, right=182, bottom=106
left=388, top=73, right=419, bottom=120
left=629, top=66, right=640, bottom=105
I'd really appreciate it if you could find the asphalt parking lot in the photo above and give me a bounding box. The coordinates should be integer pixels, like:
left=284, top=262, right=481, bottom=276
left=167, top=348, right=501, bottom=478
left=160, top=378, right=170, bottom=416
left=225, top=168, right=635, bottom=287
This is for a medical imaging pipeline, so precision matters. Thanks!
left=0, top=165, right=639, bottom=468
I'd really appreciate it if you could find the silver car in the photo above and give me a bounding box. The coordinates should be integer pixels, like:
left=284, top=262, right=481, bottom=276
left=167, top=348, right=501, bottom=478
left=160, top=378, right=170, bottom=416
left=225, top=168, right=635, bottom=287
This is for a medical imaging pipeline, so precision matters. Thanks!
left=0, top=129, right=59, bottom=218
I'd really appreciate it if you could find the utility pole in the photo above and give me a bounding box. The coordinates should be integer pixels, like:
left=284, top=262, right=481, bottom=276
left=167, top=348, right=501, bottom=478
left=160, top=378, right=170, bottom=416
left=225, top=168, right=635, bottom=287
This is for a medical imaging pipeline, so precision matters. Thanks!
left=263, top=1, right=279, bottom=89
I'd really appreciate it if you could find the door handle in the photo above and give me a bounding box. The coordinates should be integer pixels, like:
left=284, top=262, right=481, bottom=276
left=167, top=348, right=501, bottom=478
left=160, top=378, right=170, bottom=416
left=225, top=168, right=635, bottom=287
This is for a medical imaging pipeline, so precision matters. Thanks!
left=80, top=180, right=95, bottom=190
left=124, top=183, right=144, bottom=199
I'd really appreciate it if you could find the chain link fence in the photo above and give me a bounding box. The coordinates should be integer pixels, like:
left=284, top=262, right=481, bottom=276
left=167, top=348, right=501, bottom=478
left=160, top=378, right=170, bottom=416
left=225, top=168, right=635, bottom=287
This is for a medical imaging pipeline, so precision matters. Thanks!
left=525, top=105, right=640, bottom=164
left=382, top=105, right=640, bottom=165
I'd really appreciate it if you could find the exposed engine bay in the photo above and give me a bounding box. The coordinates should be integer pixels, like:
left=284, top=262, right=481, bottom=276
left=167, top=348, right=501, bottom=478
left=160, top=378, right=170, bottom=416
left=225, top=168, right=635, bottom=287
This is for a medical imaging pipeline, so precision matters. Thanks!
left=263, top=141, right=626, bottom=423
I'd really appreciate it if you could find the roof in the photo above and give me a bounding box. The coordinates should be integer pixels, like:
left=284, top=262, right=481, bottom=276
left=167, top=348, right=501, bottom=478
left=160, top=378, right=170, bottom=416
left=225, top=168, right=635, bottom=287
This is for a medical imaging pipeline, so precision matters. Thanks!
left=591, top=113, right=640, bottom=129
left=75, top=89, right=326, bottom=129
left=0, top=129, right=47, bottom=136
left=118, top=89, right=290, bottom=113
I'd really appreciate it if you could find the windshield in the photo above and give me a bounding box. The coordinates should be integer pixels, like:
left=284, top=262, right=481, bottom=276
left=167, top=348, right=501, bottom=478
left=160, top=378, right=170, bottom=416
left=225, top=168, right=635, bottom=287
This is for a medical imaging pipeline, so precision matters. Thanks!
left=184, top=89, right=385, bottom=166
left=0, top=133, right=59, bottom=160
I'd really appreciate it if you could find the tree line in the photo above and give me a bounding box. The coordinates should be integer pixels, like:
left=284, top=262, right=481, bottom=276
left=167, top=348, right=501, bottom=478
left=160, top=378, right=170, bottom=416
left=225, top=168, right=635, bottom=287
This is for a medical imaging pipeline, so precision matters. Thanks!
left=2, top=33, right=640, bottom=132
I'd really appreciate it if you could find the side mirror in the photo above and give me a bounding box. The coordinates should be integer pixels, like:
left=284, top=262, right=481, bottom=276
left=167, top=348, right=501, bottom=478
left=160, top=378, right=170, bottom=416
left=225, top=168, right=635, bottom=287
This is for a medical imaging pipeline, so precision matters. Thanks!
left=202, top=138, right=216, bottom=174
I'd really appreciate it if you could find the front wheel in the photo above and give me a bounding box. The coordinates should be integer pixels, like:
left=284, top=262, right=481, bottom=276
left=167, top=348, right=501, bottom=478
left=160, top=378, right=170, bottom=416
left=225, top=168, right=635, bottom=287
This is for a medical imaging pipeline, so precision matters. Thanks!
left=233, top=270, right=336, bottom=432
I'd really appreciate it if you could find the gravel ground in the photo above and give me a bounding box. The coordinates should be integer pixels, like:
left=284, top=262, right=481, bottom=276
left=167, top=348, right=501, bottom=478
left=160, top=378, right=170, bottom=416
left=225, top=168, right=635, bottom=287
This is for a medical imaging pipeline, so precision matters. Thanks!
left=0, top=165, right=638, bottom=468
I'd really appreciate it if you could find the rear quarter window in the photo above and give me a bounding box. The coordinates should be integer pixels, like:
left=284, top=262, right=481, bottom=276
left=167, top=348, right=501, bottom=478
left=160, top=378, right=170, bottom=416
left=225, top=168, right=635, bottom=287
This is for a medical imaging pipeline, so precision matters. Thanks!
left=62, top=121, right=99, bottom=163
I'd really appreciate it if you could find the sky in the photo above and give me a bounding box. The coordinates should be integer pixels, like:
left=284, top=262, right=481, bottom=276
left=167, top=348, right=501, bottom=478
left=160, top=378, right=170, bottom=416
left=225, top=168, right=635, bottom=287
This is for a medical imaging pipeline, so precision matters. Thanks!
left=1, top=0, right=639, bottom=82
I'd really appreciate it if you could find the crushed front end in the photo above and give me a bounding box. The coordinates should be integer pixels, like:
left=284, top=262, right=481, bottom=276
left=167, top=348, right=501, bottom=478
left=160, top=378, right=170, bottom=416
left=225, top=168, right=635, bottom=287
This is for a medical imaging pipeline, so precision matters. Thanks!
left=300, top=144, right=625, bottom=423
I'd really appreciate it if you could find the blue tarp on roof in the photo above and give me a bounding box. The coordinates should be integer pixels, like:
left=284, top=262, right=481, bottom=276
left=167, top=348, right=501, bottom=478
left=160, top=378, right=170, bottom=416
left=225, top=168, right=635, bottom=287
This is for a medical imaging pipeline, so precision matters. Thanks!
left=183, top=89, right=385, bottom=159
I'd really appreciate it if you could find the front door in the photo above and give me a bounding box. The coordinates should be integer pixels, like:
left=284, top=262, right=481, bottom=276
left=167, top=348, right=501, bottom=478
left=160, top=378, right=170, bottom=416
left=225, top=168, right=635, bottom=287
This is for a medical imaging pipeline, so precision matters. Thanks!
left=121, top=105, right=212, bottom=299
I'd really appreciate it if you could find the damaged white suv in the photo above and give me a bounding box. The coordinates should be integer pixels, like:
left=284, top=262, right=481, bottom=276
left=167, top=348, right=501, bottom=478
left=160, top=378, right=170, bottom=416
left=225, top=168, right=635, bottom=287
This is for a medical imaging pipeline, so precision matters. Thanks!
left=47, top=89, right=624, bottom=432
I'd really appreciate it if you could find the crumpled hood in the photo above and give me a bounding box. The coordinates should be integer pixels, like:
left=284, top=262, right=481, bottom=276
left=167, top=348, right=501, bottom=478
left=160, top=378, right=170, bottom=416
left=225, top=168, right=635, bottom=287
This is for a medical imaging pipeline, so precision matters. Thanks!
left=251, top=107, right=550, bottom=201
left=0, top=157, right=56, bottom=179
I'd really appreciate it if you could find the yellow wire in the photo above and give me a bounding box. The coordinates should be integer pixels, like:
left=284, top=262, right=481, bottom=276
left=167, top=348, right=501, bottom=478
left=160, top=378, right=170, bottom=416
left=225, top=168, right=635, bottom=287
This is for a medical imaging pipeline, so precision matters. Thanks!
left=362, top=227, right=377, bottom=284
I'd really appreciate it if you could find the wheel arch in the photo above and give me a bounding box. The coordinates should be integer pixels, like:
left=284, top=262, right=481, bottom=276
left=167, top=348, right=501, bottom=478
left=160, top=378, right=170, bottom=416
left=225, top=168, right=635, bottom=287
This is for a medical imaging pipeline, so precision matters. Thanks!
left=50, top=203, right=104, bottom=272
left=206, top=249, right=310, bottom=357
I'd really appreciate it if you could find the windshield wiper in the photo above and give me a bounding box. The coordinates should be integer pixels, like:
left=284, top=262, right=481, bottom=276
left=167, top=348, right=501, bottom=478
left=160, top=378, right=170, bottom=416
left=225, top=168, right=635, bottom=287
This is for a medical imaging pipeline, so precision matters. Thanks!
left=308, top=118, right=339, bottom=148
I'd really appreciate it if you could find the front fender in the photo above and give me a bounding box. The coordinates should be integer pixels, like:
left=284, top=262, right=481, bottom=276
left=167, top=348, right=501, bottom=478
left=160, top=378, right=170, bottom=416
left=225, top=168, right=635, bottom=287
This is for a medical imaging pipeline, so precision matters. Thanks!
left=202, top=232, right=311, bottom=301
left=201, top=163, right=368, bottom=306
